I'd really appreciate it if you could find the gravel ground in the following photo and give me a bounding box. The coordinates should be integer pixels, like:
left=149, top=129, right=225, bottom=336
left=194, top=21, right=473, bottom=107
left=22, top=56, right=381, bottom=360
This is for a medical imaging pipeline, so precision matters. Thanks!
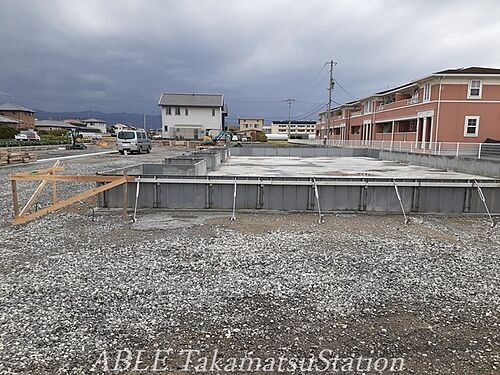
left=0, top=147, right=499, bottom=374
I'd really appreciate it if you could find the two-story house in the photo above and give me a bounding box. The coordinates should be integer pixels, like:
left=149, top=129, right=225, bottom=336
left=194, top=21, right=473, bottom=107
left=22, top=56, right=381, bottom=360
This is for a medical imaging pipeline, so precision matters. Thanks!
left=83, top=118, right=107, bottom=134
left=238, top=118, right=264, bottom=131
left=0, top=102, right=35, bottom=129
left=318, top=67, right=500, bottom=149
left=158, top=93, right=227, bottom=139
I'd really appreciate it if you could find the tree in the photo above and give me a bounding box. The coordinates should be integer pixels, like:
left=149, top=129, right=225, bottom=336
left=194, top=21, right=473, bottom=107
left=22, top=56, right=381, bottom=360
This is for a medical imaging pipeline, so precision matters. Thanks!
left=256, top=131, right=267, bottom=142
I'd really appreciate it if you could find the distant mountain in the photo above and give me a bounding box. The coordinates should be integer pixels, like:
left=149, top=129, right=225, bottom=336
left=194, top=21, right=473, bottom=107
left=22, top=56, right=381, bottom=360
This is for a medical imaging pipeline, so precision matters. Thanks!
left=35, top=110, right=162, bottom=129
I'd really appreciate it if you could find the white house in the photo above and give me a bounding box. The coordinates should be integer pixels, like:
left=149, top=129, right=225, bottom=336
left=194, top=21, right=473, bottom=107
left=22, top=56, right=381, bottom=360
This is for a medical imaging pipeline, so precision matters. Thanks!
left=113, top=123, right=136, bottom=134
left=83, top=118, right=107, bottom=134
left=158, top=93, right=227, bottom=139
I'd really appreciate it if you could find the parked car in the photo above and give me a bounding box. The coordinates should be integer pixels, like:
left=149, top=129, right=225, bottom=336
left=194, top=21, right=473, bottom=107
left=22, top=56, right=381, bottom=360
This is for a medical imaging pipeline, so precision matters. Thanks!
left=116, top=130, right=152, bottom=154
left=242, top=137, right=248, bottom=142
left=15, top=130, right=40, bottom=141
left=231, top=135, right=238, bottom=141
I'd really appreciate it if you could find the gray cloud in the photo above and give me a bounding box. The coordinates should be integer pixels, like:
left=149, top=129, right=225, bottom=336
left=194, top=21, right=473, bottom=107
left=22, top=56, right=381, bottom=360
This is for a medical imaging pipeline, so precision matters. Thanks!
left=0, top=0, right=499, bottom=121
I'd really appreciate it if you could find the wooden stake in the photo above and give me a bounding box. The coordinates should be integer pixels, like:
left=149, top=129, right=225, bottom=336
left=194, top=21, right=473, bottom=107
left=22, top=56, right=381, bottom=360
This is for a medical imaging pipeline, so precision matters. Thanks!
left=122, top=173, right=128, bottom=219
left=51, top=172, right=58, bottom=204
left=11, top=180, right=19, bottom=218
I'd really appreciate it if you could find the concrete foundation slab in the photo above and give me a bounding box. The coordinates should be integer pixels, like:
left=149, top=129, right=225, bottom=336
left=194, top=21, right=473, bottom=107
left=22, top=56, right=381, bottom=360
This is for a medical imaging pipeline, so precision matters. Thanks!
left=209, top=156, right=487, bottom=179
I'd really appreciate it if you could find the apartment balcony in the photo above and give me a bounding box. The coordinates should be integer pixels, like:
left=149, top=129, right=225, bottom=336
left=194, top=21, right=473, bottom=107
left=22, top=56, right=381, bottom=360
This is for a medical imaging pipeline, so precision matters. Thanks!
left=376, top=97, right=420, bottom=111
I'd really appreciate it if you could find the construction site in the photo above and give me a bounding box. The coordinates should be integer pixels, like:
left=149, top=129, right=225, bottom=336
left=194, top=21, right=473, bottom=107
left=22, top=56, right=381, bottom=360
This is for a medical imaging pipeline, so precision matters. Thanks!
left=0, top=141, right=499, bottom=374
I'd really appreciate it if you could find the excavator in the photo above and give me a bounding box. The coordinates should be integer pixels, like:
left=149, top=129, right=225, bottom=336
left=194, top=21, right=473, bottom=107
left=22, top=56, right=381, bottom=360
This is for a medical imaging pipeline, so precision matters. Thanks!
left=202, top=130, right=232, bottom=145
left=66, top=129, right=87, bottom=150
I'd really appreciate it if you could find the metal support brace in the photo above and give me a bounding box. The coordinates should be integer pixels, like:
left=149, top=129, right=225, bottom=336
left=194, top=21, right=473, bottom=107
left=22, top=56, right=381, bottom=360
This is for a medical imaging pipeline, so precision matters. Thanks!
left=393, top=179, right=408, bottom=225
left=474, top=180, right=495, bottom=227
left=312, top=178, right=324, bottom=224
left=231, top=178, right=237, bottom=221
left=133, top=177, right=141, bottom=222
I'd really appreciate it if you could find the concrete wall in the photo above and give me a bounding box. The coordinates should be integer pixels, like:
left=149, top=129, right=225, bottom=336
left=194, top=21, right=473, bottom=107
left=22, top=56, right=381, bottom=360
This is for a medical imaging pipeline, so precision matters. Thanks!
left=379, top=150, right=500, bottom=178
left=230, top=146, right=367, bottom=157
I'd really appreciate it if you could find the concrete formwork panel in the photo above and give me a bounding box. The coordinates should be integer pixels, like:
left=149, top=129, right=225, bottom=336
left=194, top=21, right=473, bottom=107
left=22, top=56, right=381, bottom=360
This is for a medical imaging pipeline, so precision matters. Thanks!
left=157, top=183, right=207, bottom=209
left=181, top=154, right=218, bottom=171
left=469, top=187, right=500, bottom=213
left=413, top=187, right=466, bottom=214
left=163, top=158, right=208, bottom=176
left=317, top=185, right=363, bottom=211
left=262, top=185, right=310, bottom=211
left=210, top=183, right=259, bottom=209
left=193, top=151, right=221, bottom=170
left=365, top=186, right=413, bottom=212
left=99, top=177, right=500, bottom=215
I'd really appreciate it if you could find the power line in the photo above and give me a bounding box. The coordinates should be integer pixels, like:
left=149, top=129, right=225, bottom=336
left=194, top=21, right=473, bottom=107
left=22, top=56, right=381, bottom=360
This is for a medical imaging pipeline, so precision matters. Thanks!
left=292, top=101, right=328, bottom=121
left=295, top=99, right=326, bottom=105
left=295, top=62, right=328, bottom=100
left=226, top=99, right=284, bottom=104
left=334, top=79, right=358, bottom=101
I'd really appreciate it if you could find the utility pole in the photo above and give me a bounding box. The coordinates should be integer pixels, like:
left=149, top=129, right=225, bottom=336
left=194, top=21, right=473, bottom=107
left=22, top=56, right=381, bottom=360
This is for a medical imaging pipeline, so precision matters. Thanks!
left=284, top=98, right=295, bottom=140
left=325, top=60, right=337, bottom=143
left=143, top=114, right=146, bottom=130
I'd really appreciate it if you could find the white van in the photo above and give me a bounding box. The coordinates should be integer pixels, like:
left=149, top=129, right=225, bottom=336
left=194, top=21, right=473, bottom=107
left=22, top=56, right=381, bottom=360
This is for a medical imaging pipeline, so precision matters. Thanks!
left=116, top=130, right=152, bottom=154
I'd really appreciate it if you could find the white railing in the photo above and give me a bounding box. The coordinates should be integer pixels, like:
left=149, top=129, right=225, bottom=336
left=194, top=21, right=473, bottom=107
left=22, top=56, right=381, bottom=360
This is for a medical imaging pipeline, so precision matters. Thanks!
left=406, top=97, right=419, bottom=105
left=290, top=139, right=500, bottom=160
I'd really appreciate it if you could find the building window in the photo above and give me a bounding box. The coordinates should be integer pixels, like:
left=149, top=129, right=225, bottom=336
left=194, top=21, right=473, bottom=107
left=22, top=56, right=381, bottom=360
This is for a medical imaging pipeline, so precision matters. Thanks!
left=468, top=80, right=482, bottom=99
left=423, top=83, right=431, bottom=102
left=212, top=108, right=216, bottom=116
left=175, top=107, right=181, bottom=115
left=166, top=107, right=171, bottom=115
left=185, top=108, right=189, bottom=116
left=164, top=126, right=168, bottom=131
left=364, top=100, right=372, bottom=114
left=464, top=116, right=480, bottom=137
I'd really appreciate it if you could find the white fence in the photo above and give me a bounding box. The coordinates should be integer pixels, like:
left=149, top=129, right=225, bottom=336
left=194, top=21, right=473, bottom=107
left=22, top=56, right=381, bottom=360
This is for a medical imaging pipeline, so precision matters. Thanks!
left=291, top=139, right=500, bottom=160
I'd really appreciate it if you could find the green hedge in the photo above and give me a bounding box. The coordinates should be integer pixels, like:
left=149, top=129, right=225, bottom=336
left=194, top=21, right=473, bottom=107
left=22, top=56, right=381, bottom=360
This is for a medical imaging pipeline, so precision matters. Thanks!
left=0, top=139, right=70, bottom=147
left=0, top=125, right=18, bottom=140
left=38, top=129, right=68, bottom=137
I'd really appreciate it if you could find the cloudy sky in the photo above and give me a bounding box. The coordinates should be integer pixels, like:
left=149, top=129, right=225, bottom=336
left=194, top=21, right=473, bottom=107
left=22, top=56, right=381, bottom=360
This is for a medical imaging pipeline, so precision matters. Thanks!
left=1, top=0, right=499, bottom=122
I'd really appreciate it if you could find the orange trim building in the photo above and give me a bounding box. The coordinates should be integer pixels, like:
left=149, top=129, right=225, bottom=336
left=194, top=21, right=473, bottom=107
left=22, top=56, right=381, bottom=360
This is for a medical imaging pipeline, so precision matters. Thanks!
left=317, top=67, right=500, bottom=148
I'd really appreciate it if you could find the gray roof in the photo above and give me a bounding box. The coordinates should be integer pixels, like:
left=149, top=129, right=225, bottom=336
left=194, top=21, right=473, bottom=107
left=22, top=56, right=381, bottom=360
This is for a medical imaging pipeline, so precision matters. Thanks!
left=158, top=93, right=224, bottom=107
left=434, top=67, right=500, bottom=75
left=83, top=118, right=106, bottom=123
left=0, top=102, right=35, bottom=113
left=0, top=114, right=20, bottom=124
left=35, top=120, right=76, bottom=129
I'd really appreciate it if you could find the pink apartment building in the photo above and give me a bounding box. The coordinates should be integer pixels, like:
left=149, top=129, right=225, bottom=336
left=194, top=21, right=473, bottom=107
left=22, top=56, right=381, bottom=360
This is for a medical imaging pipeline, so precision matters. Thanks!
left=317, top=67, right=500, bottom=148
